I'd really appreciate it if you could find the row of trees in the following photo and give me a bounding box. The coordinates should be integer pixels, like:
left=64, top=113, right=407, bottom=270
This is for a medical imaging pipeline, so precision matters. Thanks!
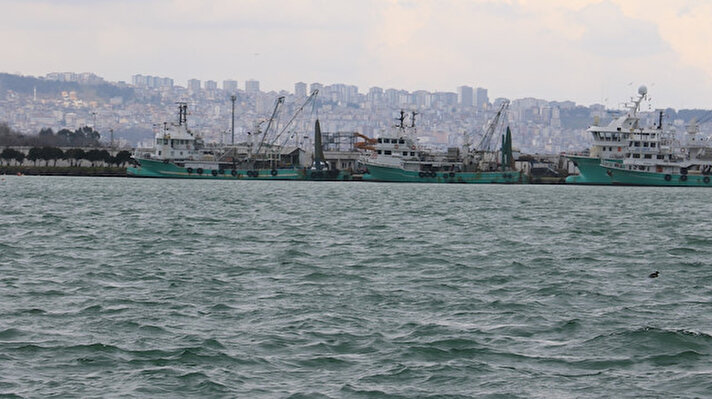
left=0, top=147, right=132, bottom=167
left=0, top=123, right=103, bottom=147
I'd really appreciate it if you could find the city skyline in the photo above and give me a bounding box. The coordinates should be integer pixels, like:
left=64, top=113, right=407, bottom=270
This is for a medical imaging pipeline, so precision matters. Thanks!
left=1, top=0, right=711, bottom=109
left=6, top=68, right=708, bottom=159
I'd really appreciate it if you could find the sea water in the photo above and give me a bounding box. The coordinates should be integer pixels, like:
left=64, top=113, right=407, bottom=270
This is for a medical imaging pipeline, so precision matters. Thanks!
left=1, top=176, right=711, bottom=398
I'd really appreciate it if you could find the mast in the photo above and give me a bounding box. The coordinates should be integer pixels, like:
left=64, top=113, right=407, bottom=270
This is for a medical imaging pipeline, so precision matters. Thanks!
left=176, top=102, right=188, bottom=126
left=397, top=110, right=406, bottom=133
left=230, top=94, right=236, bottom=145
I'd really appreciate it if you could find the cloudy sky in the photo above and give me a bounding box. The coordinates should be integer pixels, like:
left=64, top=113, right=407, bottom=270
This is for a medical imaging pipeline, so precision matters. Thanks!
left=2, top=0, right=712, bottom=109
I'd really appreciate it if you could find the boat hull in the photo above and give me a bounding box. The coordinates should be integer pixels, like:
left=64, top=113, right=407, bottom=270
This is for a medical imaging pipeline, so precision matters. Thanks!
left=127, top=158, right=303, bottom=180
left=607, top=167, right=712, bottom=187
left=564, top=155, right=620, bottom=185
left=127, top=158, right=352, bottom=181
left=362, top=163, right=529, bottom=184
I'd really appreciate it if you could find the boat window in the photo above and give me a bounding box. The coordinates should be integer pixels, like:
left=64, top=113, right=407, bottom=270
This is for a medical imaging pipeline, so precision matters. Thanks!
left=644, top=154, right=652, bottom=159
left=377, top=150, right=382, bottom=154
left=410, top=152, right=415, bottom=156
left=633, top=153, right=640, bottom=158
left=384, top=138, right=390, bottom=143
left=384, top=150, right=392, bottom=155
left=158, top=151, right=162, bottom=155
left=399, top=139, right=405, bottom=144
left=651, top=143, right=656, bottom=148
left=402, top=152, right=408, bottom=156
left=377, top=138, right=382, bottom=143
left=657, top=155, right=664, bottom=159
left=634, top=142, right=640, bottom=147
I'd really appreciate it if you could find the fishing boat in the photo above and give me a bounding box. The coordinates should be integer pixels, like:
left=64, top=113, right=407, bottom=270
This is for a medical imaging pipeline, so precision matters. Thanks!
left=602, top=119, right=712, bottom=186
left=360, top=106, right=528, bottom=184
left=128, top=93, right=351, bottom=181
left=566, top=85, right=712, bottom=186
left=564, top=86, right=650, bottom=184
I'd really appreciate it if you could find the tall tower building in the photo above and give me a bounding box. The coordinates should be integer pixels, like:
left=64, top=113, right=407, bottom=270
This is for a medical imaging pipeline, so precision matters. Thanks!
left=245, top=79, right=260, bottom=93
left=476, top=87, right=489, bottom=109
left=309, top=82, right=323, bottom=94
left=223, top=80, right=238, bottom=92
left=294, top=82, right=307, bottom=97
left=204, top=80, right=218, bottom=90
left=187, top=79, right=201, bottom=91
left=457, top=85, right=474, bottom=107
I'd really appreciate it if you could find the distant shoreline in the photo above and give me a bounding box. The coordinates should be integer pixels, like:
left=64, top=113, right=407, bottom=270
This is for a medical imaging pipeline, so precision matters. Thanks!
left=0, top=166, right=126, bottom=177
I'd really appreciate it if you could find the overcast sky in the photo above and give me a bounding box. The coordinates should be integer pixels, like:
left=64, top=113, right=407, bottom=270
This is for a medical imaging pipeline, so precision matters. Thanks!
left=2, top=0, right=712, bottom=109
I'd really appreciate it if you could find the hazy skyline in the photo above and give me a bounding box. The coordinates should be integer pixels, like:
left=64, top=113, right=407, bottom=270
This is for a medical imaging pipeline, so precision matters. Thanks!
left=2, top=0, right=712, bottom=109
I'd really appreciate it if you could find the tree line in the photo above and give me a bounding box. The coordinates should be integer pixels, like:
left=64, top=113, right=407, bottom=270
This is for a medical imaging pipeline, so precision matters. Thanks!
left=1, top=147, right=132, bottom=168
left=0, top=123, right=103, bottom=147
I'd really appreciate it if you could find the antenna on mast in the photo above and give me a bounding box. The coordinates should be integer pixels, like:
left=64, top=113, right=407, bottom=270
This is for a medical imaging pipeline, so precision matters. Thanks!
left=396, top=110, right=406, bottom=132
left=176, top=102, right=188, bottom=126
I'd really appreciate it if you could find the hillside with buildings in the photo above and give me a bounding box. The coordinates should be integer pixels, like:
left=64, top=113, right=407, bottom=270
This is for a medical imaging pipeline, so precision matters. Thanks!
left=2, top=72, right=711, bottom=154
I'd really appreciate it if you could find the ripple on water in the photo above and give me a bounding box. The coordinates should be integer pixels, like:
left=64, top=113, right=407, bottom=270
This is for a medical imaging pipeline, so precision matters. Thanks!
left=2, top=178, right=712, bottom=397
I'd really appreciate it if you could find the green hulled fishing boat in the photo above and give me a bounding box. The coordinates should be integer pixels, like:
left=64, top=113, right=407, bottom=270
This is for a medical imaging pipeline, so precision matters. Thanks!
left=128, top=94, right=352, bottom=181
left=564, top=86, right=652, bottom=185
left=361, top=106, right=529, bottom=184
left=566, top=86, right=712, bottom=187
left=602, top=122, right=712, bottom=187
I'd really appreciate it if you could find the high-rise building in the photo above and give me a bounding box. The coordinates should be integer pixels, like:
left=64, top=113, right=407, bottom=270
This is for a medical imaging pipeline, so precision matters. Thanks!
left=294, top=82, right=307, bottom=97
left=132, top=74, right=148, bottom=87
left=476, top=87, right=489, bottom=109
left=245, top=79, right=260, bottom=93
left=204, top=80, right=218, bottom=90
left=368, top=86, right=383, bottom=103
left=187, top=79, right=201, bottom=91
left=131, top=74, right=173, bottom=88
left=309, top=82, right=323, bottom=94
left=457, top=85, right=474, bottom=107
left=223, top=80, right=238, bottom=92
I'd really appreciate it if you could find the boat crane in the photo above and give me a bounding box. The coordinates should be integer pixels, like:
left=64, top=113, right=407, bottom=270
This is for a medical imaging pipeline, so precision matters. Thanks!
left=476, top=101, right=509, bottom=151
left=270, top=89, right=319, bottom=148
left=251, top=96, right=285, bottom=161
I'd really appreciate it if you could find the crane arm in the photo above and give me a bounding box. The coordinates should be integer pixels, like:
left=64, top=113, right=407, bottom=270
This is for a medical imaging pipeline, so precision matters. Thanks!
left=253, top=96, right=285, bottom=157
left=477, top=101, right=509, bottom=151
left=353, top=132, right=377, bottom=144
left=270, top=90, right=319, bottom=148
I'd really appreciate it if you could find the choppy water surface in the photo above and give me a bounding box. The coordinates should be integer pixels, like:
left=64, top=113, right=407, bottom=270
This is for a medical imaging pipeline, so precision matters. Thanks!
left=2, top=176, right=712, bottom=398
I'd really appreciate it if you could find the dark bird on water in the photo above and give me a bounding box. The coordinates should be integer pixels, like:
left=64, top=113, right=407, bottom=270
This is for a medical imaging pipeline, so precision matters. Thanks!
left=649, top=271, right=659, bottom=278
